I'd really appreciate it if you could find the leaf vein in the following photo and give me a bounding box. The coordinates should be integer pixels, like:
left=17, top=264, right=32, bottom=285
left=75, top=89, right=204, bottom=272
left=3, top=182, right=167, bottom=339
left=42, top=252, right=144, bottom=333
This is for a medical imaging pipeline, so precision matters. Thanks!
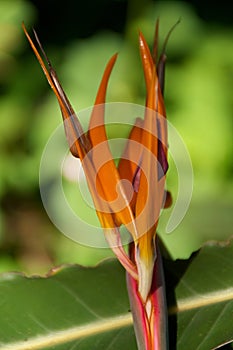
left=196, top=303, right=229, bottom=350
left=54, top=279, right=101, bottom=319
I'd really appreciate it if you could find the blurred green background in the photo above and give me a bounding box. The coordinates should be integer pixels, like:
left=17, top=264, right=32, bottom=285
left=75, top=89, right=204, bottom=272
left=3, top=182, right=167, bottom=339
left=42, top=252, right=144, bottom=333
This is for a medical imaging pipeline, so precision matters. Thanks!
left=0, top=0, right=232, bottom=275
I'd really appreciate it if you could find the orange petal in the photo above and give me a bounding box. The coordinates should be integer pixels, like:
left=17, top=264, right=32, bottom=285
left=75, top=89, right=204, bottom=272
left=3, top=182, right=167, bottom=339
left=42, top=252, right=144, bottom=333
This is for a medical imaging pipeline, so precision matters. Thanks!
left=135, top=43, right=168, bottom=301
left=88, top=53, right=118, bottom=146
left=118, top=118, right=143, bottom=183
left=87, top=55, right=138, bottom=237
left=139, top=31, right=154, bottom=95
left=139, top=30, right=168, bottom=158
left=118, top=117, right=143, bottom=211
left=139, top=31, right=166, bottom=116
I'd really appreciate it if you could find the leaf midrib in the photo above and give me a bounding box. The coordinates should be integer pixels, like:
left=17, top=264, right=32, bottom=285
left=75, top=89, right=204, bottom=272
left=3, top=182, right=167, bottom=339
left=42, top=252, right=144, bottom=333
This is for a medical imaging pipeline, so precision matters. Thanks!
left=170, top=287, right=233, bottom=314
left=2, top=286, right=233, bottom=349
left=1, top=314, right=133, bottom=350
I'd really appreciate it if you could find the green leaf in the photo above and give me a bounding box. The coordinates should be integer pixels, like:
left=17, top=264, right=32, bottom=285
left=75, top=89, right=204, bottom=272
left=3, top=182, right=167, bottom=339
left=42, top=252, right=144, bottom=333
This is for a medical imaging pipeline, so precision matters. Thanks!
left=0, top=242, right=233, bottom=349
left=166, top=240, right=233, bottom=350
left=0, top=260, right=136, bottom=350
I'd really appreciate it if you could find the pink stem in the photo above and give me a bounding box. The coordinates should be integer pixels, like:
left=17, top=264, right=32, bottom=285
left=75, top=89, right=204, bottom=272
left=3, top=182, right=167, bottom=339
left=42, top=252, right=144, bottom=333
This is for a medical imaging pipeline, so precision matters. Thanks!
left=126, top=238, right=168, bottom=349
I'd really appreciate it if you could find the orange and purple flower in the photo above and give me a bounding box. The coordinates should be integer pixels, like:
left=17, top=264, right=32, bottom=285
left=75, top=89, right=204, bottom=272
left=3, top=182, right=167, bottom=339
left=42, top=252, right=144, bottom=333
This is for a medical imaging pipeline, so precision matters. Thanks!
left=23, top=20, right=175, bottom=349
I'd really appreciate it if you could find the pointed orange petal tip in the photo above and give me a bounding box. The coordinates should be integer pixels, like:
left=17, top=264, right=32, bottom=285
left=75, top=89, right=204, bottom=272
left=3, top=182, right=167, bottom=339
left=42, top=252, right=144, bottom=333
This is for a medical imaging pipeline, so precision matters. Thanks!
left=138, top=31, right=152, bottom=64
left=138, top=31, right=154, bottom=95
left=94, top=53, right=118, bottom=106
left=89, top=52, right=118, bottom=147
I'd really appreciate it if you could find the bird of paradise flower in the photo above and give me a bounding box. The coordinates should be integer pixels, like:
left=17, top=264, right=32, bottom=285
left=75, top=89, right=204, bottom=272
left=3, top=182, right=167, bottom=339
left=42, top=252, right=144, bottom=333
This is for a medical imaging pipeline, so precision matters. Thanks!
left=23, top=20, right=178, bottom=349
